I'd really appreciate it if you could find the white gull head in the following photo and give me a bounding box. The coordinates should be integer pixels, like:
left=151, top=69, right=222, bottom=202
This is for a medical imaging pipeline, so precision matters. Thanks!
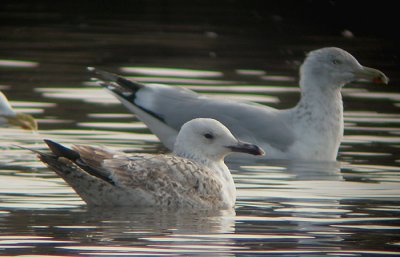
left=173, top=118, right=264, bottom=164
left=287, top=47, right=389, bottom=160
left=173, top=118, right=264, bottom=208
left=300, top=47, right=389, bottom=91
left=0, top=91, right=16, bottom=117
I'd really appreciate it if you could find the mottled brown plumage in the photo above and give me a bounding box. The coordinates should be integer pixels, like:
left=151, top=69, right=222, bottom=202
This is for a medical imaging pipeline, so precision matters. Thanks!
left=41, top=145, right=224, bottom=208
left=36, top=118, right=264, bottom=209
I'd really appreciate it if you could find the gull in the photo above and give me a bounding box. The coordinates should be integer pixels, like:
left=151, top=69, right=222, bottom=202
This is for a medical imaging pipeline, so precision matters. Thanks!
left=33, top=118, right=264, bottom=209
left=0, top=91, right=37, bottom=130
left=88, top=47, right=388, bottom=161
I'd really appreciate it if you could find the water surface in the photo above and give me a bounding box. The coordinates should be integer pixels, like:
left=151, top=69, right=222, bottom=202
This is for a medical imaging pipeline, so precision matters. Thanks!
left=1, top=2, right=399, bottom=256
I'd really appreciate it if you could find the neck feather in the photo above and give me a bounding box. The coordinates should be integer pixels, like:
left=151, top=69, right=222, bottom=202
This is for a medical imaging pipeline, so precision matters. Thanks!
left=173, top=149, right=225, bottom=168
left=293, top=76, right=344, bottom=147
left=298, top=75, right=343, bottom=113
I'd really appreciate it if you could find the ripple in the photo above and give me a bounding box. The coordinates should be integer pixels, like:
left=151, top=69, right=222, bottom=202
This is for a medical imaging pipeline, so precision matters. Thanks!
left=331, top=225, right=400, bottom=230
left=0, top=59, right=39, bottom=68
left=1, top=14, right=400, bottom=257
left=78, top=122, right=147, bottom=129
left=121, top=67, right=223, bottom=78
left=235, top=69, right=266, bottom=76
left=260, top=75, right=296, bottom=82
left=346, top=92, right=400, bottom=101
left=123, top=76, right=235, bottom=85
left=87, top=113, right=135, bottom=119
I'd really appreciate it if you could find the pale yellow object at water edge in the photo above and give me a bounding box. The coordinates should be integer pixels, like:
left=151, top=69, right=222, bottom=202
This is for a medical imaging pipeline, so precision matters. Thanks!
left=0, top=91, right=37, bottom=131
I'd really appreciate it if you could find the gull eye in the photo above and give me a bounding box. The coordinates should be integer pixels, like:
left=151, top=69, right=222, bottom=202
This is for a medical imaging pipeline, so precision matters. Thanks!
left=332, top=59, right=342, bottom=65
left=204, top=133, right=214, bottom=140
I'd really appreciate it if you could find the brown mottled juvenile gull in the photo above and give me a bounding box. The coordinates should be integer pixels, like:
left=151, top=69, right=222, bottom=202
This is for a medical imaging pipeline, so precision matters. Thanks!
left=34, top=118, right=264, bottom=209
left=88, top=47, right=388, bottom=161
left=0, top=91, right=37, bottom=130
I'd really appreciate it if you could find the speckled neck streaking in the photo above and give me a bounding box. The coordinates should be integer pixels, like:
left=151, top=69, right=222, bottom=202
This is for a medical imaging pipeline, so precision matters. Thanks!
left=288, top=69, right=344, bottom=160
left=174, top=149, right=236, bottom=208
left=173, top=134, right=236, bottom=208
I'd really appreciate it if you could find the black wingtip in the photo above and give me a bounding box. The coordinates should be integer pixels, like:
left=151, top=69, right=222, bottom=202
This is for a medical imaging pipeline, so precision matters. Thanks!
left=87, top=67, right=144, bottom=92
left=87, top=67, right=119, bottom=82
left=44, top=139, right=80, bottom=161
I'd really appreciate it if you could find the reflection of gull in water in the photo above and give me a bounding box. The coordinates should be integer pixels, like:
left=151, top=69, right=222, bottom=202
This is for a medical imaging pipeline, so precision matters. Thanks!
left=30, top=118, right=263, bottom=209
left=85, top=207, right=236, bottom=234
left=91, top=208, right=238, bottom=256
left=276, top=160, right=343, bottom=181
left=0, top=91, right=37, bottom=130
left=232, top=159, right=346, bottom=250
left=230, top=158, right=343, bottom=181
left=1, top=206, right=237, bottom=256
left=89, top=47, right=388, bottom=161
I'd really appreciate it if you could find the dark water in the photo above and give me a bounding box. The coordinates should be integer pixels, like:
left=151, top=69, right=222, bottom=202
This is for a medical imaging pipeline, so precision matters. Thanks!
left=1, top=1, right=400, bottom=256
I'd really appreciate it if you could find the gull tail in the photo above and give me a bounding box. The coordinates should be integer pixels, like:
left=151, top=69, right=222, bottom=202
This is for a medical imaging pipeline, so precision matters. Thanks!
left=18, top=139, right=82, bottom=175
left=19, top=140, right=115, bottom=187
left=14, top=144, right=57, bottom=164
left=20, top=140, right=118, bottom=206
left=87, top=67, right=145, bottom=105
left=88, top=67, right=179, bottom=149
left=88, top=67, right=165, bottom=122
left=15, top=141, right=81, bottom=183
left=44, top=139, right=80, bottom=161
left=31, top=140, right=82, bottom=173
left=43, top=139, right=115, bottom=185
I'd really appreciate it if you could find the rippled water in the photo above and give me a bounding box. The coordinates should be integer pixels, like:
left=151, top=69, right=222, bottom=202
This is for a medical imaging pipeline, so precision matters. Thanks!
left=1, top=2, right=400, bottom=256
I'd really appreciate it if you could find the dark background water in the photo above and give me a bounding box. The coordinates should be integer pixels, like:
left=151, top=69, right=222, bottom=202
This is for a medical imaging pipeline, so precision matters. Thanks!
left=1, top=1, right=400, bottom=256
left=1, top=0, right=399, bottom=74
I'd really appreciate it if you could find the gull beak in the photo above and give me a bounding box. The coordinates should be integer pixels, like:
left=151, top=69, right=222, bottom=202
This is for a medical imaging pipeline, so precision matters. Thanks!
left=227, top=140, right=265, bottom=156
left=353, top=66, right=389, bottom=84
left=6, top=112, right=38, bottom=130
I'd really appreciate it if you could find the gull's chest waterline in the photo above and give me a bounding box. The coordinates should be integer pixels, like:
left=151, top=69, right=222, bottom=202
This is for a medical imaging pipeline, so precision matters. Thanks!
left=209, top=161, right=236, bottom=208
left=287, top=84, right=344, bottom=161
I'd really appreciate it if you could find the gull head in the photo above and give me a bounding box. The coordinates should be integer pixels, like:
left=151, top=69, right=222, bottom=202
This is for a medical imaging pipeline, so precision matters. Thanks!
left=0, top=91, right=37, bottom=130
left=300, top=47, right=388, bottom=89
left=173, top=118, right=264, bottom=162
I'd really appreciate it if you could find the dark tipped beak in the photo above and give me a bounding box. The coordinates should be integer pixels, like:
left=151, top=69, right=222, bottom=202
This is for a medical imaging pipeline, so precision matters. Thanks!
left=227, top=141, right=265, bottom=156
left=354, top=66, right=389, bottom=84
